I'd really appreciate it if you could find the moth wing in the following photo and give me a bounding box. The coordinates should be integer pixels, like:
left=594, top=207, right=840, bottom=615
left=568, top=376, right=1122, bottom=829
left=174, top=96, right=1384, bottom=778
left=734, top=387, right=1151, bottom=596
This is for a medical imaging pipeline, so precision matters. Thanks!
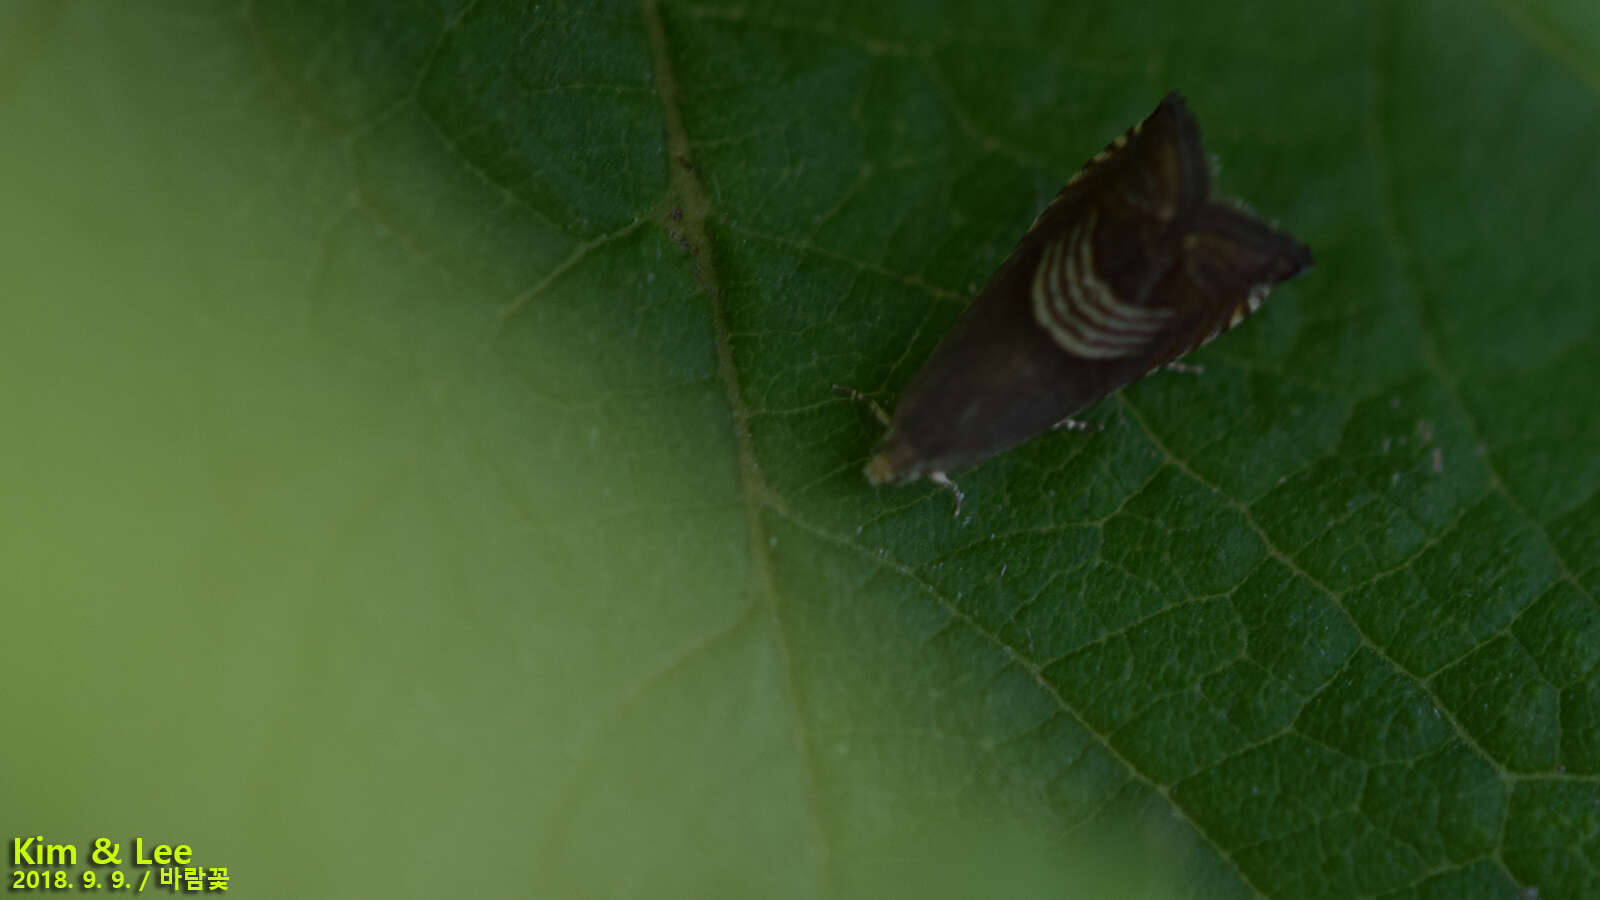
left=1040, top=92, right=1210, bottom=232
left=1114, top=91, right=1212, bottom=219
left=1178, top=203, right=1314, bottom=347
left=1028, top=210, right=1177, bottom=363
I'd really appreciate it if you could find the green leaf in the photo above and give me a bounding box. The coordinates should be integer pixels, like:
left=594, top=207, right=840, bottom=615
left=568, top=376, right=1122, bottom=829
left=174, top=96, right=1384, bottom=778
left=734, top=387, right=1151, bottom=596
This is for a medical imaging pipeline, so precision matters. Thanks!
left=2, top=0, right=1597, bottom=897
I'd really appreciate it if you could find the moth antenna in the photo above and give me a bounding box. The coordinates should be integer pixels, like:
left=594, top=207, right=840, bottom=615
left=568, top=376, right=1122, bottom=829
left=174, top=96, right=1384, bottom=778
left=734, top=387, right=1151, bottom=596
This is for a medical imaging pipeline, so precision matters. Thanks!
left=1161, top=360, right=1205, bottom=375
left=928, top=471, right=965, bottom=518
left=831, top=384, right=891, bottom=428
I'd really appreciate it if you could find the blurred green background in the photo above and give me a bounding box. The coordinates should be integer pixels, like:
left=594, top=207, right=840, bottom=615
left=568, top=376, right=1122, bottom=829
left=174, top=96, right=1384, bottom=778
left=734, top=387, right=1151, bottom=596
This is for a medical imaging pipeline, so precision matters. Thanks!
left=3, top=1, right=1597, bottom=897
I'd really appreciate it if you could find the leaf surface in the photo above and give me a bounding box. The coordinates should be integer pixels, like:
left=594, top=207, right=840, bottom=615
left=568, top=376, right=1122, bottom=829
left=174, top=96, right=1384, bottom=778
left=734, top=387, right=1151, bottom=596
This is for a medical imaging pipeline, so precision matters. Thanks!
left=2, top=0, right=1597, bottom=896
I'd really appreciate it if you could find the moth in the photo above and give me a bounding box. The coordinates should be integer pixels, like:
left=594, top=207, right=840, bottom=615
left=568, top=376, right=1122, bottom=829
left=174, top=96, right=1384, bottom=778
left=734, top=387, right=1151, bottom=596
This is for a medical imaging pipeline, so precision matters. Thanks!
left=837, top=92, right=1313, bottom=514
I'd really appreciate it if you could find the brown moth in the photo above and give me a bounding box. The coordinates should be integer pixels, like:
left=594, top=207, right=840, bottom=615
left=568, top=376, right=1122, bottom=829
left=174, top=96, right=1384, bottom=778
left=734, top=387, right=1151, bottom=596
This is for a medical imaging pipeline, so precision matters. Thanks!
left=837, top=92, right=1313, bottom=514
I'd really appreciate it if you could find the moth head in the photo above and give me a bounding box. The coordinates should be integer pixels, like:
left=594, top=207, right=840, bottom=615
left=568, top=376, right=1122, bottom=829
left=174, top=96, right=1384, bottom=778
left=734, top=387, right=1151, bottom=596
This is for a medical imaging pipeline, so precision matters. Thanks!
left=864, top=430, right=926, bottom=485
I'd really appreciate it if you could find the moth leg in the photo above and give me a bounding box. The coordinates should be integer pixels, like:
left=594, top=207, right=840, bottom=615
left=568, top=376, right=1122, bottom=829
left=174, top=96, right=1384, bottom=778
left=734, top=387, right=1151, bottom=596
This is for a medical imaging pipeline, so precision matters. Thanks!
left=1051, top=417, right=1104, bottom=433
left=1161, top=360, right=1205, bottom=375
left=928, top=471, right=965, bottom=518
left=831, top=384, right=891, bottom=427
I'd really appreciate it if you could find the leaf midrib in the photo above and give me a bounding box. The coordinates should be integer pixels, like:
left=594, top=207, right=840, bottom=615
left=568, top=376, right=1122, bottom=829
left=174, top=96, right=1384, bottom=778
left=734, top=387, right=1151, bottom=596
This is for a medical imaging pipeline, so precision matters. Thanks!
left=644, top=0, right=839, bottom=890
